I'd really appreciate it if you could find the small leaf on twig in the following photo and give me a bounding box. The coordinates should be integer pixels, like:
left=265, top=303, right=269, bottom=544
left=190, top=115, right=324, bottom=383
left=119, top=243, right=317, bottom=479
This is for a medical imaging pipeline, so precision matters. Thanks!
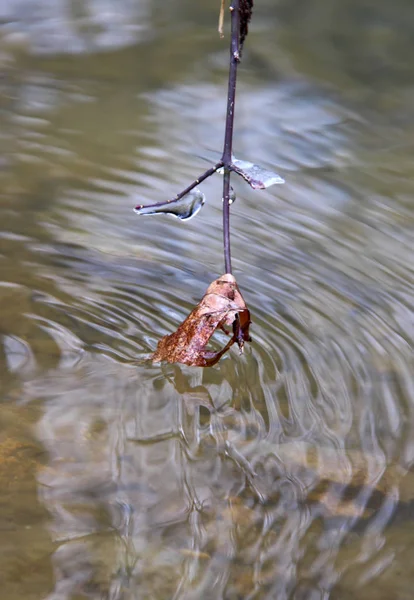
left=152, top=273, right=251, bottom=367
left=231, top=157, right=285, bottom=189
left=134, top=188, right=205, bottom=221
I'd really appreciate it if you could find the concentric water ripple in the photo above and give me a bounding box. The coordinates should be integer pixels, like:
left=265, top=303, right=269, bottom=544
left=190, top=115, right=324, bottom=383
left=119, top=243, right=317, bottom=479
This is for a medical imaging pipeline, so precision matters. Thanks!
left=1, top=6, right=414, bottom=598
left=9, top=209, right=413, bottom=599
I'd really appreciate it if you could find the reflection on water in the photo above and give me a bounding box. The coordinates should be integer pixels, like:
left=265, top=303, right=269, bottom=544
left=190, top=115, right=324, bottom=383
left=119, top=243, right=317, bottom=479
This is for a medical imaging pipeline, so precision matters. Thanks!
left=1, top=0, right=414, bottom=598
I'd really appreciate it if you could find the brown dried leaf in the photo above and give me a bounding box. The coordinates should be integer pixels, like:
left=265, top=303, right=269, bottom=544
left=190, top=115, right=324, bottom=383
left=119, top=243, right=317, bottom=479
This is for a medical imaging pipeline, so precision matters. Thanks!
left=152, top=273, right=251, bottom=367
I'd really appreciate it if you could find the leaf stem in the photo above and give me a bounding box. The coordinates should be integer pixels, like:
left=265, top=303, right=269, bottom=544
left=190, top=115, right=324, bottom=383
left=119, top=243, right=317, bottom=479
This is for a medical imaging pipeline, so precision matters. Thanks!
left=222, top=0, right=240, bottom=274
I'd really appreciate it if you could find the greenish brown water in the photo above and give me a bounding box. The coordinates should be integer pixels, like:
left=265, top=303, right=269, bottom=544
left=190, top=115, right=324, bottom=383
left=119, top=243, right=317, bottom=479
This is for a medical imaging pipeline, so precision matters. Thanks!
left=1, top=1, right=414, bottom=598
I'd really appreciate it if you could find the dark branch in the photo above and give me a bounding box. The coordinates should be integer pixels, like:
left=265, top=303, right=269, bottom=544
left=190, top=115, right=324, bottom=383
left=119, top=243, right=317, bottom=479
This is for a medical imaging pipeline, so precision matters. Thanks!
left=223, top=168, right=232, bottom=273
left=134, top=0, right=256, bottom=278
left=221, top=0, right=240, bottom=274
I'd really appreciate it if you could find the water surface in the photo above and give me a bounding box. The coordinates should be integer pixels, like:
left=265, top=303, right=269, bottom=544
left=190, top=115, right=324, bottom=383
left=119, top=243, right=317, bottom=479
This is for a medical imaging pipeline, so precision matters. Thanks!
left=1, top=1, right=414, bottom=599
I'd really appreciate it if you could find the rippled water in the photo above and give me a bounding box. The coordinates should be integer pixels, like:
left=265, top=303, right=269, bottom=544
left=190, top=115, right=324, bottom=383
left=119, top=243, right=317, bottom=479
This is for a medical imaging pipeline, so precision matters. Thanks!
left=1, top=1, right=414, bottom=599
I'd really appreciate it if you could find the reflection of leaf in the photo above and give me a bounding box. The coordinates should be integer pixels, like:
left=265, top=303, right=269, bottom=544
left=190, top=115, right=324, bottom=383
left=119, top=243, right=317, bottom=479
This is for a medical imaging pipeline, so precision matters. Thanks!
left=134, top=188, right=205, bottom=221
left=231, top=157, right=284, bottom=189
left=308, top=484, right=374, bottom=519
left=152, top=274, right=251, bottom=367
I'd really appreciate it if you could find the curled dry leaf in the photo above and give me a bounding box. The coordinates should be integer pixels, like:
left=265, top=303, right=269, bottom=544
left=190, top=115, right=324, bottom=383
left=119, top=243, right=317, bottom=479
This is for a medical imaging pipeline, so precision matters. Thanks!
left=152, top=273, right=251, bottom=367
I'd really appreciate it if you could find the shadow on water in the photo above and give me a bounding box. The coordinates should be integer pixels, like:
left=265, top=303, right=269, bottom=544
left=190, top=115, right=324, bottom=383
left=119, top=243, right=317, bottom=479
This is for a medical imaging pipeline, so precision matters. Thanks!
left=1, top=0, right=414, bottom=598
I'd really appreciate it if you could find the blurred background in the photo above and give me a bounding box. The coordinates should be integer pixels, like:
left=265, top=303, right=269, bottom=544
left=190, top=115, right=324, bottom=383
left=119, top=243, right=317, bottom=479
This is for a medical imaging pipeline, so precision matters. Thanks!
left=1, top=0, right=414, bottom=598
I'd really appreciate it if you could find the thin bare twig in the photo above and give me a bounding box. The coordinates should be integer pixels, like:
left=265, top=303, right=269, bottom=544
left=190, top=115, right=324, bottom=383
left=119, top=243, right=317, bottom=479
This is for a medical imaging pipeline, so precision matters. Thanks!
left=135, top=1, right=254, bottom=276
left=135, top=162, right=223, bottom=211
left=221, top=0, right=240, bottom=274
left=218, top=0, right=226, bottom=37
